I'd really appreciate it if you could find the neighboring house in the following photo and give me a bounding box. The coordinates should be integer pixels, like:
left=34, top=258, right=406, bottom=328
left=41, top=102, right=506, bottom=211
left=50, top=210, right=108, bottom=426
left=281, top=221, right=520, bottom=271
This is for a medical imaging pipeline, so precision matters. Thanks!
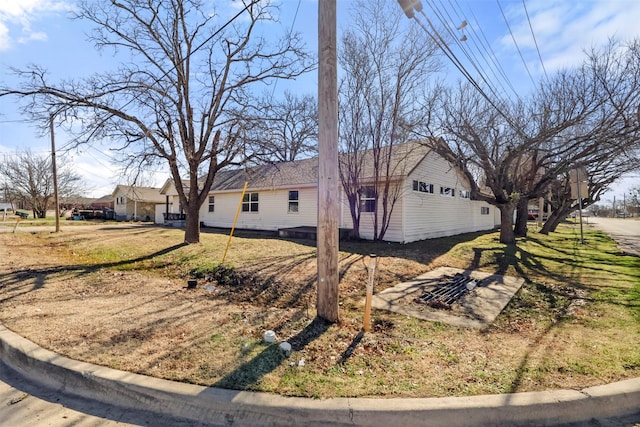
left=91, top=194, right=115, bottom=210
left=112, top=185, right=164, bottom=221
left=160, top=142, right=501, bottom=243
left=156, top=180, right=186, bottom=226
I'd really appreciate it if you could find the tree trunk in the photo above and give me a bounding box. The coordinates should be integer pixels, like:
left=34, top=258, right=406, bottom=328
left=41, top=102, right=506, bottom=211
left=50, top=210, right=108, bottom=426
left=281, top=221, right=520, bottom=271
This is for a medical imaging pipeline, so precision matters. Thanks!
left=498, top=203, right=516, bottom=244
left=514, top=197, right=529, bottom=238
left=540, top=210, right=565, bottom=234
left=184, top=203, right=201, bottom=244
left=347, top=197, right=361, bottom=239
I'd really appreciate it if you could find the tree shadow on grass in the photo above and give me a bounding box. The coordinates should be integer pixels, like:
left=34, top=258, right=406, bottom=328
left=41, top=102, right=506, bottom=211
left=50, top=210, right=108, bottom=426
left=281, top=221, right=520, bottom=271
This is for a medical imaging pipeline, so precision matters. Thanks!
left=471, top=239, right=639, bottom=397
left=0, top=242, right=188, bottom=304
left=213, top=317, right=331, bottom=390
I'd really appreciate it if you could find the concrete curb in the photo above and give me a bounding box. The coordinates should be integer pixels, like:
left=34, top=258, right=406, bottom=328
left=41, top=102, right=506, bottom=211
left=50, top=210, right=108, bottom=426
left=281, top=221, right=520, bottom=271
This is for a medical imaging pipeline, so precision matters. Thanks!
left=0, top=324, right=638, bottom=426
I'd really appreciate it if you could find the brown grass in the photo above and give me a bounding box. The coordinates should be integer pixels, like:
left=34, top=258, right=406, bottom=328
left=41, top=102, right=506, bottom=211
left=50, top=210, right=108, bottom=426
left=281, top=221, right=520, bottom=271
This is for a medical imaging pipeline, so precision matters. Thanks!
left=0, top=222, right=638, bottom=398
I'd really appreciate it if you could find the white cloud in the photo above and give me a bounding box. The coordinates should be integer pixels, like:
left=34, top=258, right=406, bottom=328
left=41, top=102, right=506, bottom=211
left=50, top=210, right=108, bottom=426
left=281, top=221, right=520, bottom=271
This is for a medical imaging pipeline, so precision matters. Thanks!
left=502, top=0, right=640, bottom=75
left=0, top=0, right=73, bottom=52
left=18, top=31, right=47, bottom=44
left=0, top=22, right=9, bottom=51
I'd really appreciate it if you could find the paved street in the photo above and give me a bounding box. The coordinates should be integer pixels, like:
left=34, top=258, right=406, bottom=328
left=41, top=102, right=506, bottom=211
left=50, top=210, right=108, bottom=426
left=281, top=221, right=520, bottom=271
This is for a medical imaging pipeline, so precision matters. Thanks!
left=0, top=362, right=209, bottom=427
left=587, top=217, right=640, bottom=256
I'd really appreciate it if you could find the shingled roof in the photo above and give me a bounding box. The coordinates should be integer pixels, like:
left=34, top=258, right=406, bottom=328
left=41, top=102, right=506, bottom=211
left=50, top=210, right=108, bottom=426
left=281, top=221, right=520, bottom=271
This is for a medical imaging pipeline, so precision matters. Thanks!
left=211, top=157, right=318, bottom=191
left=112, top=185, right=165, bottom=203
left=208, top=141, right=431, bottom=192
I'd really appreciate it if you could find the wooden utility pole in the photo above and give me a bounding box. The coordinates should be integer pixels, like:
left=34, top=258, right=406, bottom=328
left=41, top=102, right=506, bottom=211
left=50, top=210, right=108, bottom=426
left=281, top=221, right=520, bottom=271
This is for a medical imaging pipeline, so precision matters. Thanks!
left=317, top=0, right=339, bottom=322
left=50, top=114, right=60, bottom=233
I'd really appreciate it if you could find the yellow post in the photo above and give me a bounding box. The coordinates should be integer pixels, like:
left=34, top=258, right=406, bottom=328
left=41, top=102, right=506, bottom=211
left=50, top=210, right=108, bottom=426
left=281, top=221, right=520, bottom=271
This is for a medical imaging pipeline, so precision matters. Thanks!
left=222, top=181, right=248, bottom=264
left=12, top=217, right=21, bottom=234
left=363, top=254, right=377, bottom=332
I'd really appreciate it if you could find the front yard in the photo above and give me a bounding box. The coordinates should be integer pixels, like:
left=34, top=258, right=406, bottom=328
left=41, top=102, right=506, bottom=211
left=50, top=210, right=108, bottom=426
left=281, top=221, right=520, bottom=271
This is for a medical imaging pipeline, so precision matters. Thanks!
left=0, top=222, right=638, bottom=398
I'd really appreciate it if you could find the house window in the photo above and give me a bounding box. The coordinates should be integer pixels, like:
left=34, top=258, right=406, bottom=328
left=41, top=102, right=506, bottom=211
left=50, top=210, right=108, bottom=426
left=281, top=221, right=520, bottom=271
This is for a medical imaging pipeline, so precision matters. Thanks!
left=440, top=186, right=455, bottom=197
left=459, top=190, right=470, bottom=199
left=481, top=206, right=490, bottom=215
left=116, top=196, right=124, bottom=205
left=208, top=196, right=215, bottom=212
left=360, top=186, right=376, bottom=213
left=288, top=190, right=299, bottom=213
left=242, top=192, right=259, bottom=212
left=412, top=180, right=434, bottom=194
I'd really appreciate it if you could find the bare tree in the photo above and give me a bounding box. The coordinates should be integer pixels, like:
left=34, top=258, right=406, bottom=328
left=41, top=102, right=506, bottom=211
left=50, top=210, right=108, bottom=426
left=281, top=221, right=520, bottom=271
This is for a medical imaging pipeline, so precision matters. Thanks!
left=0, top=0, right=313, bottom=243
left=0, top=151, right=82, bottom=218
left=423, top=38, right=640, bottom=244
left=338, top=0, right=440, bottom=240
left=248, top=91, right=317, bottom=162
left=535, top=39, right=640, bottom=233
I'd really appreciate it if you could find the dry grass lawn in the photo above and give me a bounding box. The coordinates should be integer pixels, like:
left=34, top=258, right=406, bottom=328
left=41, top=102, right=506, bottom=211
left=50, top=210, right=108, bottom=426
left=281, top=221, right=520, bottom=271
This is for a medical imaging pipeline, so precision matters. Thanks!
left=0, top=221, right=638, bottom=398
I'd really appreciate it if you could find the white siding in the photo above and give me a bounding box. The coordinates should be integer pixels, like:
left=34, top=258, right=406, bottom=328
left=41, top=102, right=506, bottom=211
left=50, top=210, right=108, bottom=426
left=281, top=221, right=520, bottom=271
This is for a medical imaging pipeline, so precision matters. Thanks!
left=154, top=205, right=164, bottom=224
left=112, top=188, right=128, bottom=219
left=346, top=181, right=405, bottom=242
left=200, top=186, right=317, bottom=230
left=402, top=151, right=496, bottom=242
left=192, top=151, right=499, bottom=242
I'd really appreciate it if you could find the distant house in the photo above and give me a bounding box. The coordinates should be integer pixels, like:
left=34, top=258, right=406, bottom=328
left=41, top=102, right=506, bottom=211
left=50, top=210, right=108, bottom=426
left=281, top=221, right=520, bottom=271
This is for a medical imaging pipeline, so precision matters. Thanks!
left=112, top=185, right=164, bottom=221
left=90, top=194, right=115, bottom=210
left=160, top=142, right=500, bottom=243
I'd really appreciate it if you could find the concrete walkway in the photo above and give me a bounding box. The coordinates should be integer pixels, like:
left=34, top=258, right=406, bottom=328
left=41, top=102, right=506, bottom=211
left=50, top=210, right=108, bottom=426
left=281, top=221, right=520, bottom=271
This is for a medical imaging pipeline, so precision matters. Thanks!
left=0, top=325, right=638, bottom=426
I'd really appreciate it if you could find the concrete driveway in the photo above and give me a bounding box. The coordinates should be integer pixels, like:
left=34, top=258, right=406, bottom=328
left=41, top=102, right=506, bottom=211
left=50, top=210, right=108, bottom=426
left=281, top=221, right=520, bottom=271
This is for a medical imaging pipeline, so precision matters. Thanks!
left=587, top=217, right=640, bottom=256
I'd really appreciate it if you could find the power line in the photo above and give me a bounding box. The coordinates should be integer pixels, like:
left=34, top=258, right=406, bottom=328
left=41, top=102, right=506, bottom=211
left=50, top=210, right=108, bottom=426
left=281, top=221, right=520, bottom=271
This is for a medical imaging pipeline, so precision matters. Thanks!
left=269, top=0, right=303, bottom=99
left=522, top=0, right=548, bottom=81
left=425, top=1, right=517, bottom=106
left=0, top=118, right=33, bottom=124
left=411, top=9, right=520, bottom=133
left=451, top=0, right=522, bottom=101
left=496, top=0, right=536, bottom=88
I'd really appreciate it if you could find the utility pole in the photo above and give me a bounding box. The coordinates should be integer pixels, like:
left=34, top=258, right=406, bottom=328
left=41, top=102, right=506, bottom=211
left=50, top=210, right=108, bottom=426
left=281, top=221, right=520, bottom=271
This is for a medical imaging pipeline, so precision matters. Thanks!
left=317, top=0, right=339, bottom=322
left=50, top=114, right=60, bottom=232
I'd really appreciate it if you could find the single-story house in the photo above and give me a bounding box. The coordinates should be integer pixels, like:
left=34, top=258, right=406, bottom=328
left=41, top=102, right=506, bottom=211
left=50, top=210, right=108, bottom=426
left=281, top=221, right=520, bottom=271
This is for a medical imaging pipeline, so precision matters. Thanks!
left=112, top=185, right=165, bottom=221
left=160, top=142, right=500, bottom=243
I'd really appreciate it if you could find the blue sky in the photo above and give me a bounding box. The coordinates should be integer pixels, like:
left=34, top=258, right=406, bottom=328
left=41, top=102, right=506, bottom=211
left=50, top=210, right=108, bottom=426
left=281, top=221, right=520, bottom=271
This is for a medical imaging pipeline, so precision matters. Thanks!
left=1, top=0, right=639, bottom=201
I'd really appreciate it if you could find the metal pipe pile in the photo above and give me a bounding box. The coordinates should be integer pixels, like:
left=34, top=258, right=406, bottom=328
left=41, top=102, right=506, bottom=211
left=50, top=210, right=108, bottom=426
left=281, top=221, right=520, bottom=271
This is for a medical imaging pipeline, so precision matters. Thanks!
left=414, top=273, right=482, bottom=309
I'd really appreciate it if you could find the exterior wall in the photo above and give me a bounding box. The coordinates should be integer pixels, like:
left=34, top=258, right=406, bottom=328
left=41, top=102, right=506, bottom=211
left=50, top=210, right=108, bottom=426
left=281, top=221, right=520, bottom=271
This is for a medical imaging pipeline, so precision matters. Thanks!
left=187, top=152, right=501, bottom=242
left=113, top=189, right=129, bottom=220
left=113, top=188, right=158, bottom=221
left=401, top=151, right=496, bottom=242
left=131, top=202, right=155, bottom=221
left=154, top=202, right=178, bottom=224
left=339, top=181, right=405, bottom=242
left=199, top=186, right=318, bottom=230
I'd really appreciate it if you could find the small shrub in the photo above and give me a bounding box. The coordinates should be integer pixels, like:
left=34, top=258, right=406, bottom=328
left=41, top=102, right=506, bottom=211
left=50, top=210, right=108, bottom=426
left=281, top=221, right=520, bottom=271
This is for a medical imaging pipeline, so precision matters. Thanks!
left=189, top=263, right=239, bottom=286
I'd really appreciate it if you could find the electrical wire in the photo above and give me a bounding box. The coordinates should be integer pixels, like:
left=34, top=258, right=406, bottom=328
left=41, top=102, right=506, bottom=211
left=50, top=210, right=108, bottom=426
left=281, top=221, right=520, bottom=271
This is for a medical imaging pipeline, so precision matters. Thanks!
left=496, top=0, right=536, bottom=88
left=413, top=9, right=520, bottom=133
left=269, top=0, right=303, bottom=99
left=424, top=1, right=513, bottom=106
left=522, top=0, right=548, bottom=81
left=452, top=0, right=522, bottom=101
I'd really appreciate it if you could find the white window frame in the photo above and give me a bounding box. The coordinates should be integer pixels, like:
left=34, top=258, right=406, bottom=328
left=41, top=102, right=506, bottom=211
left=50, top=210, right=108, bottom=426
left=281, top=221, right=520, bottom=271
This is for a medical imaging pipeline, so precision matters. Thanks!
left=208, top=195, right=215, bottom=212
left=288, top=190, right=299, bottom=213
left=242, top=192, right=259, bottom=213
left=440, top=186, right=455, bottom=197
left=360, top=186, right=376, bottom=213
left=413, top=180, right=434, bottom=194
